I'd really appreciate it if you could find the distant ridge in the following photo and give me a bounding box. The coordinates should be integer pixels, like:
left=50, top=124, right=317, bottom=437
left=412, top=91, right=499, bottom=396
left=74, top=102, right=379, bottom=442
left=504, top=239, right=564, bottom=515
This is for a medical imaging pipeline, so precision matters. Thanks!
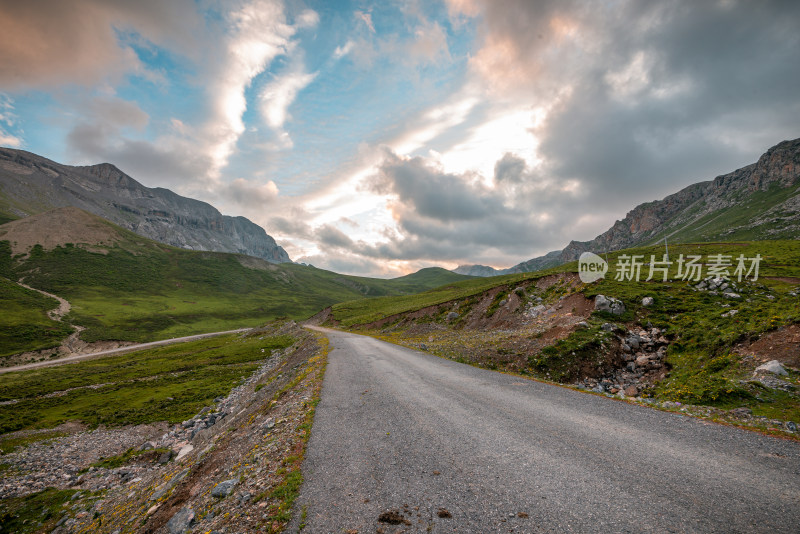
left=456, top=137, right=800, bottom=276
left=0, top=148, right=291, bottom=263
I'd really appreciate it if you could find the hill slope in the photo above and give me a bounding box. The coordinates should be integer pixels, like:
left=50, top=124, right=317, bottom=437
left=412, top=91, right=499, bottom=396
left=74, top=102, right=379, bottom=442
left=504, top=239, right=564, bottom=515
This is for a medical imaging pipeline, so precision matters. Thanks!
left=457, top=137, right=800, bottom=276
left=0, top=208, right=471, bottom=352
left=329, top=239, right=800, bottom=434
left=0, top=148, right=290, bottom=263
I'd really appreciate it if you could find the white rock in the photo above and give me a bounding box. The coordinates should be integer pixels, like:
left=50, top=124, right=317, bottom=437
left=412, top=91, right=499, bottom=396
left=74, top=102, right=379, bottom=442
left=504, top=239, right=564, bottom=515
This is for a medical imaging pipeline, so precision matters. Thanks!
left=755, top=360, right=788, bottom=376
left=641, top=296, right=654, bottom=307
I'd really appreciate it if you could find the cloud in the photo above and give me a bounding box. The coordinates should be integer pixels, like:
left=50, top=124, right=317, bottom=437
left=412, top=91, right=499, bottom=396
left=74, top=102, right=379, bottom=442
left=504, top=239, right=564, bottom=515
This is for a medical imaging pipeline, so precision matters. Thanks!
left=260, top=69, right=317, bottom=131
left=0, top=93, right=22, bottom=147
left=408, top=21, right=451, bottom=64
left=355, top=10, right=376, bottom=33
left=352, top=147, right=590, bottom=265
left=220, top=178, right=280, bottom=209
left=315, top=224, right=355, bottom=249
left=0, top=0, right=204, bottom=90
left=443, top=0, right=800, bottom=231
left=371, top=150, right=501, bottom=221
left=333, top=40, right=356, bottom=60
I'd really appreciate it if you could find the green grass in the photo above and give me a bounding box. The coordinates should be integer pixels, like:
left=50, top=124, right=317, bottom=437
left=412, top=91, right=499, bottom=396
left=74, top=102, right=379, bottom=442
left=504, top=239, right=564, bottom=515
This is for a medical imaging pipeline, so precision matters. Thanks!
left=647, top=183, right=800, bottom=244
left=0, top=487, right=79, bottom=534
left=0, top=431, right=68, bottom=455
left=89, top=447, right=170, bottom=470
left=0, top=330, right=295, bottom=435
left=0, top=227, right=471, bottom=346
left=331, top=268, right=563, bottom=327
left=0, top=275, right=73, bottom=357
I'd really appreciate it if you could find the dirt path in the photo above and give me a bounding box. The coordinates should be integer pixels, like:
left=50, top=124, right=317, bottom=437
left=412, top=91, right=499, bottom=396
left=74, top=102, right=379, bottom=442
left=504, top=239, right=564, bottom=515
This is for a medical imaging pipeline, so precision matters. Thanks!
left=17, top=281, right=71, bottom=321
left=0, top=328, right=252, bottom=374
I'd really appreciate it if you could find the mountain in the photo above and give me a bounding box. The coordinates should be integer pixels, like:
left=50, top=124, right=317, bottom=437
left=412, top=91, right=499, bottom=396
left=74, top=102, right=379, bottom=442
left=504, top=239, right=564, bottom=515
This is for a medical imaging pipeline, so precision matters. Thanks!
left=0, top=148, right=290, bottom=263
left=0, top=207, right=472, bottom=349
left=458, top=137, right=800, bottom=276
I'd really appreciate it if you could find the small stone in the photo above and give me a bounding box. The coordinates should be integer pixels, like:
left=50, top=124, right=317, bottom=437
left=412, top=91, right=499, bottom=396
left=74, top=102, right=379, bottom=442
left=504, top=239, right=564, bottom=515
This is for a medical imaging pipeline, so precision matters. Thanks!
left=499, top=299, right=508, bottom=307
left=446, top=311, right=459, bottom=321
left=786, top=421, right=797, bottom=432
left=730, top=407, right=752, bottom=417
left=575, top=321, right=590, bottom=330
left=722, top=291, right=741, bottom=299
left=601, top=323, right=615, bottom=332
left=264, top=419, right=275, bottom=430
left=635, top=354, right=650, bottom=367
left=641, top=296, right=654, bottom=307
left=175, top=444, right=194, bottom=461
left=623, top=385, right=639, bottom=397
left=211, top=478, right=238, bottom=498
left=419, top=343, right=428, bottom=351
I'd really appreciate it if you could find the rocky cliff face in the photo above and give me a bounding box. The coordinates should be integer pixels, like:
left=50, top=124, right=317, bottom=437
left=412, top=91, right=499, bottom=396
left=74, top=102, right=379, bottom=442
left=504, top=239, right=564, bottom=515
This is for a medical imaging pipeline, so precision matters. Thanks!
left=458, top=137, right=800, bottom=276
left=0, top=149, right=291, bottom=263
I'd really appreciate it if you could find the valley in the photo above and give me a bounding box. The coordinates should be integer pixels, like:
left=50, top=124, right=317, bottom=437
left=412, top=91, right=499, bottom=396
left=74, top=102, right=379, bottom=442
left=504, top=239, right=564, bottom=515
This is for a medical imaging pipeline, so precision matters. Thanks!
left=1, top=140, right=799, bottom=533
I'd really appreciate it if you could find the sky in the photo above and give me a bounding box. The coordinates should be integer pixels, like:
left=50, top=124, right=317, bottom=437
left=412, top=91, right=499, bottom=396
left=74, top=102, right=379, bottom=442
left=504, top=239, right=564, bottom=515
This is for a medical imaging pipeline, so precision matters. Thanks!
left=0, top=0, right=798, bottom=277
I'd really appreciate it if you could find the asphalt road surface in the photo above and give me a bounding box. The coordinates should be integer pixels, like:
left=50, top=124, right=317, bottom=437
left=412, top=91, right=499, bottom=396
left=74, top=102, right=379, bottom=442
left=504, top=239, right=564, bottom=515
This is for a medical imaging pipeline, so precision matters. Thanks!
left=292, top=327, right=800, bottom=533
left=0, top=328, right=251, bottom=374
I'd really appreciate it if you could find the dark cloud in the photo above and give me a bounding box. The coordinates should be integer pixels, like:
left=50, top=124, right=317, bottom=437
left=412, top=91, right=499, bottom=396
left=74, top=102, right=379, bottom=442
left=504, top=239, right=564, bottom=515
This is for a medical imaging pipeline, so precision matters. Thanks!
left=353, top=148, right=589, bottom=265
left=466, top=0, right=800, bottom=214
left=220, top=178, right=279, bottom=210
left=0, top=0, right=204, bottom=90
left=315, top=224, right=354, bottom=249
left=66, top=120, right=212, bottom=191
left=371, top=150, right=503, bottom=221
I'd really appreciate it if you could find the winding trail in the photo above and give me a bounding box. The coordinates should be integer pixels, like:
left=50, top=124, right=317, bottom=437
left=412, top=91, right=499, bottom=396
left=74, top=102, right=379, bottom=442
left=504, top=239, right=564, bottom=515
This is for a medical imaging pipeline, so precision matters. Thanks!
left=18, top=282, right=72, bottom=321
left=292, top=326, right=800, bottom=533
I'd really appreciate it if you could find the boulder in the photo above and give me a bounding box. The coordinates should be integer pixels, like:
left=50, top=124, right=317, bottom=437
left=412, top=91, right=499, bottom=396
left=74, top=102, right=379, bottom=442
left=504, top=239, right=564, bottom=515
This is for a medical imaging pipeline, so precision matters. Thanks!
left=594, top=295, right=625, bottom=315
left=166, top=506, right=195, bottom=534
left=755, top=360, right=788, bottom=376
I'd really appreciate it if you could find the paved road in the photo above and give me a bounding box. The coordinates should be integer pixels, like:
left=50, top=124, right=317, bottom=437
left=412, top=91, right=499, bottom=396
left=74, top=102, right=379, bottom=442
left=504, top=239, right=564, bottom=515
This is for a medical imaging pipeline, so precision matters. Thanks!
left=0, top=328, right=251, bottom=374
left=292, top=327, right=800, bottom=533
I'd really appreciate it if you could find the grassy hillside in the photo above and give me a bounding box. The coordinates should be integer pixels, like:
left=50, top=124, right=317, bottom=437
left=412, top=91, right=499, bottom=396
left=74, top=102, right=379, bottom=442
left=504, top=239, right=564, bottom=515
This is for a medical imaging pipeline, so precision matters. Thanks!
left=0, top=210, right=471, bottom=350
left=647, top=182, right=800, bottom=244
left=0, top=331, right=295, bottom=434
left=329, top=240, right=800, bottom=425
left=0, top=274, right=73, bottom=358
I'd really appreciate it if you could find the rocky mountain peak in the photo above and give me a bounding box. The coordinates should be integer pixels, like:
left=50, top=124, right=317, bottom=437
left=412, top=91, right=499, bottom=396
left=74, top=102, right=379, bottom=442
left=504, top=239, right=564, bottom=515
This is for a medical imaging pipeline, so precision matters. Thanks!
left=0, top=149, right=291, bottom=263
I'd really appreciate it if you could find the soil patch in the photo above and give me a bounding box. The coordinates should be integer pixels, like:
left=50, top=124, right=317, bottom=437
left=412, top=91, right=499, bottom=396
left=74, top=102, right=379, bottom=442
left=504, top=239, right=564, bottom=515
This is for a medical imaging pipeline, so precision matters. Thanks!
left=736, top=324, right=800, bottom=367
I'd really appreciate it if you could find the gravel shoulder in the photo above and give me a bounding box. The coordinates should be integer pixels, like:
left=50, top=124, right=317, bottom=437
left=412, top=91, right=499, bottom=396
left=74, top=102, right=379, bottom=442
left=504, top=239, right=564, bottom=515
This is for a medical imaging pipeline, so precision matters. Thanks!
left=292, top=326, right=800, bottom=533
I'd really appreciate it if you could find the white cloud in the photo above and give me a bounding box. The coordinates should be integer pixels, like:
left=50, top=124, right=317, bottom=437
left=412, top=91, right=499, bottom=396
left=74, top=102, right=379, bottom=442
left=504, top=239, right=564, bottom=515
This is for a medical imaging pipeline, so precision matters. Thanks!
left=355, top=10, right=375, bottom=33
left=333, top=40, right=355, bottom=59
left=0, top=132, right=22, bottom=147
left=260, top=69, right=317, bottom=131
